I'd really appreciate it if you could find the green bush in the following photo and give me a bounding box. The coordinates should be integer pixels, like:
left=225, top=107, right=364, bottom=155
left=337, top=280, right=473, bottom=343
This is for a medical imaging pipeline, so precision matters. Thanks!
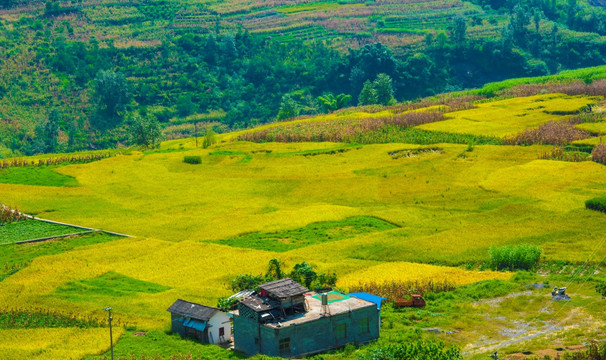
left=586, top=196, right=606, bottom=213
left=596, top=281, right=606, bottom=298
left=183, top=155, right=201, bottom=164
left=489, top=244, right=542, bottom=271
left=357, top=340, right=462, bottom=360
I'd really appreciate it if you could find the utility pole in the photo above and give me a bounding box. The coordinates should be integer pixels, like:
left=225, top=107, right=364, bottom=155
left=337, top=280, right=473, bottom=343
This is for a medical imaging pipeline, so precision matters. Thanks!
left=105, top=307, right=114, bottom=360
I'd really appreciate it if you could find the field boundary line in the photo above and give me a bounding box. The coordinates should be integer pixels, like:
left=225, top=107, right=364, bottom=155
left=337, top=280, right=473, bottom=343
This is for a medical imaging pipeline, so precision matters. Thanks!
left=0, top=231, right=96, bottom=246
left=1, top=205, right=132, bottom=244
left=24, top=214, right=132, bottom=238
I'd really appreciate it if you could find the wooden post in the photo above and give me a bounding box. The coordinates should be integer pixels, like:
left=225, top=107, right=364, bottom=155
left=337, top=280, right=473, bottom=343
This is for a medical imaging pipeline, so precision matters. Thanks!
left=194, top=122, right=198, bottom=148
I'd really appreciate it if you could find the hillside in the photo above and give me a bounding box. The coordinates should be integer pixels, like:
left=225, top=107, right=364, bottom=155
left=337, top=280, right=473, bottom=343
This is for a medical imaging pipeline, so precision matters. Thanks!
left=1, top=73, right=606, bottom=358
left=0, top=0, right=605, bottom=158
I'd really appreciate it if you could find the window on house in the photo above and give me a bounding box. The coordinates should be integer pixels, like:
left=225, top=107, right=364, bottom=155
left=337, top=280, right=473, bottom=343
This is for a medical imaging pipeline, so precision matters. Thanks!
left=279, top=337, right=290, bottom=355
left=335, top=323, right=347, bottom=339
left=358, top=317, right=369, bottom=334
left=219, top=327, right=225, bottom=336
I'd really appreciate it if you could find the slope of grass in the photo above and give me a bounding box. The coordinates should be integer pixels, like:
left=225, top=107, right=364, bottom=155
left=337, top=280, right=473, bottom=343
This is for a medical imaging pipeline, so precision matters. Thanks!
left=55, top=272, right=172, bottom=301
left=85, top=330, right=245, bottom=360
left=0, top=166, right=78, bottom=187
left=219, top=216, right=398, bottom=252
left=470, top=65, right=606, bottom=96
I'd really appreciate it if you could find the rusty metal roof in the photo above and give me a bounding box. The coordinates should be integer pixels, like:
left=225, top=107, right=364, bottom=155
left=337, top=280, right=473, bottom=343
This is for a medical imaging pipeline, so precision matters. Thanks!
left=167, top=299, right=219, bottom=321
left=259, top=278, right=309, bottom=298
left=239, top=295, right=279, bottom=313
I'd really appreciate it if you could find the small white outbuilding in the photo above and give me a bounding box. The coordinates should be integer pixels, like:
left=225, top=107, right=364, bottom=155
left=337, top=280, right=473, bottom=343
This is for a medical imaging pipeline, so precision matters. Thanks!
left=167, top=299, right=232, bottom=344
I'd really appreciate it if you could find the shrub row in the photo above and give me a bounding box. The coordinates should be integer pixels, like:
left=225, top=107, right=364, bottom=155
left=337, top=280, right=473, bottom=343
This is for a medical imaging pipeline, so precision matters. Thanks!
left=183, top=156, right=201, bottom=164
left=358, top=341, right=462, bottom=360
left=0, top=206, right=27, bottom=224
left=504, top=121, right=590, bottom=146
left=586, top=196, right=606, bottom=214
left=489, top=244, right=542, bottom=271
left=0, top=153, right=113, bottom=169
left=0, top=308, right=106, bottom=329
left=347, top=280, right=455, bottom=301
left=591, top=143, right=606, bottom=165
left=238, top=110, right=444, bottom=144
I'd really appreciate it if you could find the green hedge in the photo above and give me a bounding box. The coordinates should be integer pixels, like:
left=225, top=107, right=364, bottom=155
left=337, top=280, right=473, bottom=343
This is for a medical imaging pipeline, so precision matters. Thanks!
left=586, top=196, right=606, bottom=213
left=183, top=155, right=201, bottom=164
left=489, top=244, right=542, bottom=271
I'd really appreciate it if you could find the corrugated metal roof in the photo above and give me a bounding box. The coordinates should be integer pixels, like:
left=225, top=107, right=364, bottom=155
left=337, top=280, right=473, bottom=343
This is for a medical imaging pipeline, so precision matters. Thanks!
left=183, top=318, right=207, bottom=332
left=259, top=278, right=309, bottom=298
left=228, top=289, right=255, bottom=300
left=167, top=299, right=219, bottom=321
left=348, top=292, right=387, bottom=311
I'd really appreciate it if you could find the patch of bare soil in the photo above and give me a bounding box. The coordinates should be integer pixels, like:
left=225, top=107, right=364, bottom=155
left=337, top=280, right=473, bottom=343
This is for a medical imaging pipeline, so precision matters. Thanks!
left=506, top=345, right=586, bottom=359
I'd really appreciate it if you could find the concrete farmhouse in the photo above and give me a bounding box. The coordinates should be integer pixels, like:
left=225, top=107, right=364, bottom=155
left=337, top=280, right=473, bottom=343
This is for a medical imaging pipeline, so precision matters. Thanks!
left=231, top=278, right=382, bottom=358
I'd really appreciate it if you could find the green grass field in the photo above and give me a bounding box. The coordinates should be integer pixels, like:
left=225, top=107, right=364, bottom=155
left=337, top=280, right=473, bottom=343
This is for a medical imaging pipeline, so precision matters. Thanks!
left=0, top=166, right=79, bottom=187
left=0, top=219, right=85, bottom=244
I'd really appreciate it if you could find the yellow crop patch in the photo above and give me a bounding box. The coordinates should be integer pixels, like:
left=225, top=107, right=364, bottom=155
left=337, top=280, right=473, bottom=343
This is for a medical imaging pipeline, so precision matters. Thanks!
left=419, top=94, right=598, bottom=137
left=575, top=121, right=606, bottom=133
left=0, top=327, right=123, bottom=360
left=338, top=262, right=511, bottom=289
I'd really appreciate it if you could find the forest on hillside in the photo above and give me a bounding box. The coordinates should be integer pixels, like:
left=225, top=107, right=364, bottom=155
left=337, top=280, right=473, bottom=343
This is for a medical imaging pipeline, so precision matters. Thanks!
left=0, top=0, right=604, bottom=156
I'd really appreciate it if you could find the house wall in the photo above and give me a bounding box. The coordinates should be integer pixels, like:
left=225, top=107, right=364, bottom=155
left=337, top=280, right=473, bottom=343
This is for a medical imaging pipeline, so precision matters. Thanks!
left=171, top=313, right=186, bottom=337
left=234, top=305, right=379, bottom=358
left=208, top=312, right=232, bottom=344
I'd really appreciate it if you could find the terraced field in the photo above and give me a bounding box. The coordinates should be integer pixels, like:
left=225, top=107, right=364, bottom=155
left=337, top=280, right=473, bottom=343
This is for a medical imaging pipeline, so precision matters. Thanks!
left=2, top=91, right=606, bottom=359
left=0, top=0, right=534, bottom=50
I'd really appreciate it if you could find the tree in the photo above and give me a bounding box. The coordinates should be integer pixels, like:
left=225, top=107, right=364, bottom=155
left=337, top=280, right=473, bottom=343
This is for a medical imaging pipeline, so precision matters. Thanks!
left=266, top=258, right=284, bottom=280
left=451, top=16, right=467, bottom=45
left=510, top=4, right=530, bottom=45
left=533, top=8, right=542, bottom=32
left=348, top=42, right=396, bottom=85
left=92, top=70, right=131, bottom=130
left=0, top=0, right=13, bottom=8
left=358, top=80, right=377, bottom=106
left=130, top=114, right=161, bottom=148
left=231, top=274, right=267, bottom=291
left=317, top=93, right=351, bottom=113
left=373, top=73, right=395, bottom=106
left=45, top=109, right=61, bottom=153
left=596, top=281, right=606, bottom=298
left=202, top=126, right=216, bottom=148
left=276, top=94, right=299, bottom=121
left=290, top=262, right=316, bottom=288
left=567, top=0, right=577, bottom=27
left=176, top=94, right=195, bottom=117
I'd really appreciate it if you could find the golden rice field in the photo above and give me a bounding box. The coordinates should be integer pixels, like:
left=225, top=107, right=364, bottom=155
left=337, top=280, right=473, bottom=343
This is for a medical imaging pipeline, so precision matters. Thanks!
left=0, top=235, right=512, bottom=330
left=418, top=93, right=598, bottom=137
left=2, top=93, right=606, bottom=358
left=338, top=262, right=511, bottom=289
left=0, top=327, right=124, bottom=360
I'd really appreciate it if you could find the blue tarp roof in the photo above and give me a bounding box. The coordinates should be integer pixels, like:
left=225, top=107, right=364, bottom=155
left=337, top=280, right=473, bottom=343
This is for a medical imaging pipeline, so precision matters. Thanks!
left=183, top=318, right=207, bottom=332
left=348, top=292, right=387, bottom=311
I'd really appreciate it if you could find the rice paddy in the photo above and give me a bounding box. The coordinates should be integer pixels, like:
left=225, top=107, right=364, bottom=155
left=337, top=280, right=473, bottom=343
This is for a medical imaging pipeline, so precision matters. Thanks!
left=1, top=93, right=606, bottom=359
left=418, top=93, right=599, bottom=137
